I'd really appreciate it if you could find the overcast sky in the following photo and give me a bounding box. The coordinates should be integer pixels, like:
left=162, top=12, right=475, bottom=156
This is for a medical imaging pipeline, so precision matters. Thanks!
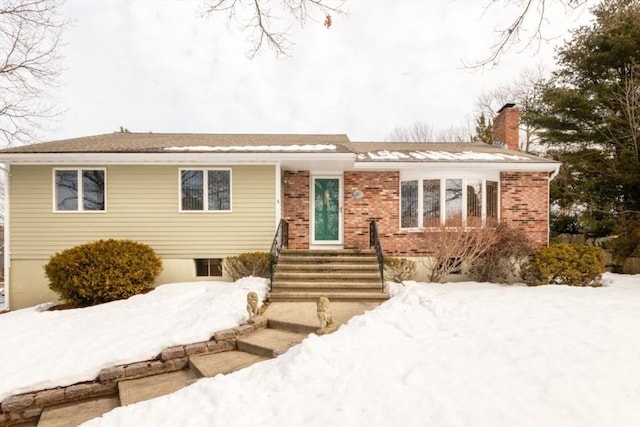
left=46, top=0, right=594, bottom=143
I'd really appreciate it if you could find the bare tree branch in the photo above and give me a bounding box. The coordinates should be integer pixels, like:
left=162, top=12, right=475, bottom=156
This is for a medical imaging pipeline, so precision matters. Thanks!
left=0, top=0, right=66, bottom=147
left=422, top=219, right=500, bottom=282
left=386, top=121, right=473, bottom=143
left=474, top=65, right=549, bottom=152
left=467, top=0, right=588, bottom=69
left=202, top=0, right=344, bottom=58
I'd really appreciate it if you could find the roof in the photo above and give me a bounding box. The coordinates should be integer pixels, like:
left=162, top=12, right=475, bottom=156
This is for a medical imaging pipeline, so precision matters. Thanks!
left=0, top=133, right=352, bottom=154
left=348, top=142, right=553, bottom=164
left=0, top=133, right=558, bottom=169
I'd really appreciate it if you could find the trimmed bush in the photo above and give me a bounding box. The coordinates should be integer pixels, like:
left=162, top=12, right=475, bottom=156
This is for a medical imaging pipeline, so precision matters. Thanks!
left=521, top=243, right=605, bottom=287
left=223, top=252, right=270, bottom=281
left=45, top=239, right=163, bottom=306
left=470, top=222, right=535, bottom=283
left=384, top=257, right=416, bottom=283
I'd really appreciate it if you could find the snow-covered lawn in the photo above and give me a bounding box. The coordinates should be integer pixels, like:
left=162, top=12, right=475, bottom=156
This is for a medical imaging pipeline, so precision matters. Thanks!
left=0, top=278, right=268, bottom=401
left=1, top=274, right=639, bottom=427
left=83, top=273, right=640, bottom=427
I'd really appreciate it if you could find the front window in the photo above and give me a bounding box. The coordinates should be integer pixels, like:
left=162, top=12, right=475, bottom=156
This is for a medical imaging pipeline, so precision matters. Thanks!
left=445, top=179, right=463, bottom=226
left=181, top=169, right=231, bottom=212
left=401, top=180, right=418, bottom=228
left=401, top=177, right=498, bottom=228
left=423, top=179, right=440, bottom=227
left=486, top=181, right=498, bottom=219
left=54, top=169, right=105, bottom=212
left=466, top=179, right=482, bottom=226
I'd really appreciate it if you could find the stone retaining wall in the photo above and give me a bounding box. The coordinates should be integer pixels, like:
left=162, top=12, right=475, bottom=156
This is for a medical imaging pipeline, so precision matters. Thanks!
left=0, top=319, right=266, bottom=426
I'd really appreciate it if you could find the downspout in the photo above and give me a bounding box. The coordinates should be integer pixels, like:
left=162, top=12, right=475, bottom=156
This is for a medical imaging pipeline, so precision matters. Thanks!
left=547, top=164, right=561, bottom=246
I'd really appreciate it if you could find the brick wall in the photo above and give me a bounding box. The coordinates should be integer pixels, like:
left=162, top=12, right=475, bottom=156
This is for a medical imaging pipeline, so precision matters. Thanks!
left=500, top=171, right=549, bottom=246
left=282, top=170, right=550, bottom=252
left=343, top=171, right=430, bottom=255
left=283, top=171, right=310, bottom=249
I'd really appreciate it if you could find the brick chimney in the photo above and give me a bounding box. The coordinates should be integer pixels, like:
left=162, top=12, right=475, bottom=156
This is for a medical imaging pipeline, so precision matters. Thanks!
left=493, top=103, right=520, bottom=150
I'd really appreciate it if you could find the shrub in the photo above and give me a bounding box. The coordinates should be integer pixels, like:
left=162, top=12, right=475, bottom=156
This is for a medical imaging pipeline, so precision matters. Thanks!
left=423, top=219, right=498, bottom=282
left=384, top=257, right=416, bottom=283
left=521, top=243, right=605, bottom=287
left=45, top=239, right=163, bottom=306
left=610, top=212, right=640, bottom=261
left=223, top=252, right=270, bottom=281
left=550, top=213, right=581, bottom=235
left=469, top=222, right=535, bottom=283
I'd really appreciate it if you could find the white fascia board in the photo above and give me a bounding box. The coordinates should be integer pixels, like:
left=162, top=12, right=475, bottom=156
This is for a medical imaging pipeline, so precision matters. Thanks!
left=0, top=152, right=354, bottom=166
left=353, top=161, right=560, bottom=174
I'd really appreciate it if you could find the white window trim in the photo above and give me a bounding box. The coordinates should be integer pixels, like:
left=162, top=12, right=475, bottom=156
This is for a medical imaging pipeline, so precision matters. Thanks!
left=399, top=176, right=500, bottom=230
left=178, top=168, right=232, bottom=213
left=52, top=167, right=107, bottom=213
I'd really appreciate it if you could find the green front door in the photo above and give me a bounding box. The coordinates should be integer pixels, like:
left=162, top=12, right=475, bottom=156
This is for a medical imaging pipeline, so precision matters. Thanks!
left=313, top=177, right=341, bottom=243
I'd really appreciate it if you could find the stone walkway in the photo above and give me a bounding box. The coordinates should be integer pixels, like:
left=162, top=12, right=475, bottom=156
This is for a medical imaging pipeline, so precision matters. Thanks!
left=31, top=301, right=380, bottom=427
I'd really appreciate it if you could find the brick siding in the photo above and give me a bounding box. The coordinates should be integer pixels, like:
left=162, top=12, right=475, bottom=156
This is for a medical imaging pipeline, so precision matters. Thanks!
left=283, top=171, right=310, bottom=249
left=282, top=170, right=550, bottom=252
left=343, top=171, right=430, bottom=255
left=500, top=171, right=549, bottom=246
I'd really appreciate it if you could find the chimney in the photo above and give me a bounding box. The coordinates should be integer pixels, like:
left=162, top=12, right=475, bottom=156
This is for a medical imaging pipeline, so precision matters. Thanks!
left=493, top=103, right=520, bottom=150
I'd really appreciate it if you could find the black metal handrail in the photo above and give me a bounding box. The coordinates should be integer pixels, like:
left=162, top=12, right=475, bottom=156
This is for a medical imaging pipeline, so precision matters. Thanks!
left=269, top=219, right=288, bottom=290
left=369, top=219, right=384, bottom=286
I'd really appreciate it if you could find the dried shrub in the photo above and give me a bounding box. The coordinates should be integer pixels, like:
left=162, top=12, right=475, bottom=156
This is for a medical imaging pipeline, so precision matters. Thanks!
left=423, top=219, right=498, bottom=282
left=45, top=239, right=163, bottom=306
left=521, top=243, right=605, bottom=287
left=384, top=257, right=417, bottom=283
left=469, top=222, right=536, bottom=283
left=223, top=252, right=270, bottom=281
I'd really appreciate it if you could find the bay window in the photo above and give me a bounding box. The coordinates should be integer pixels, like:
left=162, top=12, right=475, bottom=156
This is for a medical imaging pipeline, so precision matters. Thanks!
left=423, top=179, right=440, bottom=227
left=400, top=177, right=498, bottom=228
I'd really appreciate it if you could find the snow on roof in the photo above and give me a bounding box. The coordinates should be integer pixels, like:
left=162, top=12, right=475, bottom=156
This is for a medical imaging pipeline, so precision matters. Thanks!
left=357, top=150, right=531, bottom=162
left=163, top=144, right=338, bottom=152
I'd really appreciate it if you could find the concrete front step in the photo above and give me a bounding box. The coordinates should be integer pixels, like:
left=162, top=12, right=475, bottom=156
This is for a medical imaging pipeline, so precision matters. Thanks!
left=37, top=396, right=120, bottom=427
left=117, top=370, right=198, bottom=406
left=272, top=281, right=383, bottom=289
left=276, top=263, right=379, bottom=271
left=278, top=256, right=379, bottom=265
left=189, top=351, right=268, bottom=377
left=269, top=291, right=389, bottom=302
left=274, top=272, right=381, bottom=281
left=266, top=301, right=381, bottom=334
left=236, top=328, right=308, bottom=358
left=281, top=249, right=375, bottom=256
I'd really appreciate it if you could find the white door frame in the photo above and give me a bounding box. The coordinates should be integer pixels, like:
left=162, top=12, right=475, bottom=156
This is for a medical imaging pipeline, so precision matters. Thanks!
left=310, top=173, right=343, bottom=247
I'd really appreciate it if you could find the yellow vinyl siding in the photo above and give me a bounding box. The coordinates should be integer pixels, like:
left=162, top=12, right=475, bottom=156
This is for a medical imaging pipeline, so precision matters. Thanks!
left=9, top=164, right=276, bottom=259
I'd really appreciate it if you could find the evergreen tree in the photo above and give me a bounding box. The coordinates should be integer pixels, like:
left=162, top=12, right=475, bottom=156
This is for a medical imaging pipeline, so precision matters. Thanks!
left=532, top=0, right=640, bottom=251
left=473, top=113, right=493, bottom=144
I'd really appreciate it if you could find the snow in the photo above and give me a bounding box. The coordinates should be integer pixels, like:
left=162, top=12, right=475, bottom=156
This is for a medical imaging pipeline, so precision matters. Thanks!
left=1, top=274, right=638, bottom=426
left=163, top=144, right=338, bottom=152
left=358, top=150, right=530, bottom=161
left=83, top=273, right=640, bottom=427
left=0, top=278, right=268, bottom=401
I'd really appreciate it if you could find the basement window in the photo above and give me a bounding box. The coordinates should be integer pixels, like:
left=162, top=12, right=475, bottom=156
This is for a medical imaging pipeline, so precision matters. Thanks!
left=195, top=258, right=223, bottom=277
left=439, top=257, right=462, bottom=275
